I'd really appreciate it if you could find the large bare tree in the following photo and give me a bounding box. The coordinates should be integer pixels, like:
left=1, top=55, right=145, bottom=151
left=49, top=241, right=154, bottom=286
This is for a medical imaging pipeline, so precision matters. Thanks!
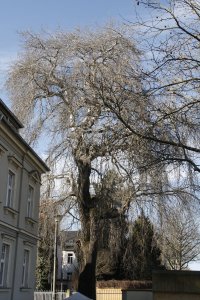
left=126, top=0, right=200, bottom=172
left=6, top=10, right=200, bottom=296
left=159, top=205, right=200, bottom=270
left=6, top=27, right=140, bottom=299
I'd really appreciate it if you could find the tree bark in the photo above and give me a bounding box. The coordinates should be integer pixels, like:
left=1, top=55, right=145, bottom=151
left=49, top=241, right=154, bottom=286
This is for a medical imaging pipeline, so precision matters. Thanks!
left=76, top=157, right=99, bottom=300
left=78, top=225, right=98, bottom=300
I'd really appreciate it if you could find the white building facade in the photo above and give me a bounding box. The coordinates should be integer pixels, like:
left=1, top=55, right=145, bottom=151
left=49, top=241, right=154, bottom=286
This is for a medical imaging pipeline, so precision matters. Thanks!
left=57, top=231, right=78, bottom=290
left=0, top=99, right=49, bottom=300
left=62, top=249, right=77, bottom=281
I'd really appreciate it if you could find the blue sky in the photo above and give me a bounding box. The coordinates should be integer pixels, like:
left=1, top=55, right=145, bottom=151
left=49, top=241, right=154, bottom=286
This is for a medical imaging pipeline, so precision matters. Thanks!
left=1, top=0, right=200, bottom=271
left=0, top=0, right=140, bottom=103
left=1, top=0, right=135, bottom=49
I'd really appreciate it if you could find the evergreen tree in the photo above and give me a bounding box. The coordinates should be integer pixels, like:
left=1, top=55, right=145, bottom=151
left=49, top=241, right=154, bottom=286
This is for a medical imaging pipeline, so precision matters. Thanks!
left=36, top=200, right=56, bottom=290
left=124, top=213, right=164, bottom=280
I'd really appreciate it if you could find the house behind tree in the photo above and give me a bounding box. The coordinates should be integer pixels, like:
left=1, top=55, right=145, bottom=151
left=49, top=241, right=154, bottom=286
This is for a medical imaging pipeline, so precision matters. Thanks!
left=57, top=230, right=79, bottom=291
left=0, top=99, right=49, bottom=300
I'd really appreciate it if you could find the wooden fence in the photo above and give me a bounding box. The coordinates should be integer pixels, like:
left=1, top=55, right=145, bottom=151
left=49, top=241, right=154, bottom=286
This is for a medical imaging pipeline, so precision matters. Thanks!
left=96, top=288, right=122, bottom=300
left=35, top=288, right=154, bottom=300
left=35, top=289, right=122, bottom=300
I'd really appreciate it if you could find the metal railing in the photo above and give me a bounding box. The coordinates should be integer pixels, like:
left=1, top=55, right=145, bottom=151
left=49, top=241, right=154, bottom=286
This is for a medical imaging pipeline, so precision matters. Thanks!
left=34, top=291, right=67, bottom=300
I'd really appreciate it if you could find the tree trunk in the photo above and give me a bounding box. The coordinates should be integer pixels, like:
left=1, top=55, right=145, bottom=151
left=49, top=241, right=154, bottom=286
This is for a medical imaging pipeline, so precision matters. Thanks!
left=78, top=237, right=98, bottom=300
left=75, top=157, right=98, bottom=299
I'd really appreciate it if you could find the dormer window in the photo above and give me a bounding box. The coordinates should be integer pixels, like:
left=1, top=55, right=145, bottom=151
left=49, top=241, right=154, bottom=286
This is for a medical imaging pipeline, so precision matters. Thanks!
left=0, top=99, right=23, bottom=131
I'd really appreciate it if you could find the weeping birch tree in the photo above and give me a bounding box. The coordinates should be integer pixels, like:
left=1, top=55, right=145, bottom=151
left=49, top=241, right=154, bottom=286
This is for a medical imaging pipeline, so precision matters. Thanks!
left=6, top=27, right=142, bottom=299
left=6, top=12, right=200, bottom=296
left=127, top=0, right=200, bottom=172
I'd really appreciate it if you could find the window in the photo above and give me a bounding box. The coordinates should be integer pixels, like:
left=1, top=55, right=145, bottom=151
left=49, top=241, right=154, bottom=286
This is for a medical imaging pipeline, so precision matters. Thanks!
left=27, top=185, right=34, bottom=218
left=66, top=272, right=72, bottom=281
left=6, top=170, right=15, bottom=208
left=21, top=249, right=30, bottom=287
left=0, top=243, right=10, bottom=287
left=67, top=253, right=73, bottom=264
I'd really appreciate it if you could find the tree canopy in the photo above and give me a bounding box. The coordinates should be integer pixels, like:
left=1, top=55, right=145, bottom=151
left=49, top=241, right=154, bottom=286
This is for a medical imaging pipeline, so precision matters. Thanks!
left=160, top=205, right=200, bottom=270
left=6, top=2, right=200, bottom=295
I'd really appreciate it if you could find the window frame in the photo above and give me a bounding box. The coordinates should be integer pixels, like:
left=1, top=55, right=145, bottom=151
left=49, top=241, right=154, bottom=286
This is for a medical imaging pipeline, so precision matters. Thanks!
left=21, top=248, right=30, bottom=288
left=0, top=243, right=10, bottom=288
left=67, top=253, right=73, bottom=264
left=66, top=272, right=72, bottom=281
left=6, top=170, right=15, bottom=208
left=27, top=185, right=34, bottom=218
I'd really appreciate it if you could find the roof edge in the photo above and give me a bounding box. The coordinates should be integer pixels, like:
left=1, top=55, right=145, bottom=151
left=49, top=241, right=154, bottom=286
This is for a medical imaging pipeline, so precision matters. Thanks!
left=0, top=98, right=24, bottom=129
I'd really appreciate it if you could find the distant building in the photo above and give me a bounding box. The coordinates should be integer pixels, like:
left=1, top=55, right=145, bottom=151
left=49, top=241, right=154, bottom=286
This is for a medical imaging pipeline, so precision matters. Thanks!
left=57, top=231, right=79, bottom=291
left=0, top=99, right=49, bottom=300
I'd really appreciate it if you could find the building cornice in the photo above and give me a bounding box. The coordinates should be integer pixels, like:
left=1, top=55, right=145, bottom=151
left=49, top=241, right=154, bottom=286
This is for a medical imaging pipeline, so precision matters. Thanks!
left=0, top=118, right=49, bottom=173
left=0, top=221, right=39, bottom=240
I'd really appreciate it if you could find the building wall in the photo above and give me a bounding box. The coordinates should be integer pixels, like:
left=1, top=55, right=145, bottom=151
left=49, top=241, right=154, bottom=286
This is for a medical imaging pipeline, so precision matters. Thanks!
left=122, top=290, right=152, bottom=300
left=62, top=250, right=77, bottom=277
left=154, top=293, right=200, bottom=300
left=0, top=101, right=48, bottom=300
left=153, top=270, right=200, bottom=300
left=57, top=231, right=79, bottom=290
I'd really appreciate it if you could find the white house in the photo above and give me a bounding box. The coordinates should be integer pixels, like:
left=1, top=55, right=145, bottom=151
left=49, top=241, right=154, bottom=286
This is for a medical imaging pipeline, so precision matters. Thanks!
left=57, top=231, right=79, bottom=291
left=0, top=99, right=49, bottom=300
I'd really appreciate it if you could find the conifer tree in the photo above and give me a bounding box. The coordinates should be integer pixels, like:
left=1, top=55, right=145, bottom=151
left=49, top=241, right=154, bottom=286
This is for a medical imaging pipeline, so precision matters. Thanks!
left=124, top=213, right=164, bottom=280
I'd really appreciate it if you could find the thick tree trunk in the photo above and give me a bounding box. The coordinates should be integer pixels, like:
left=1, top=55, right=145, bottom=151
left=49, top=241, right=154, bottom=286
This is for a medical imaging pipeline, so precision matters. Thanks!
left=78, top=238, right=98, bottom=300
left=75, top=157, right=99, bottom=300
